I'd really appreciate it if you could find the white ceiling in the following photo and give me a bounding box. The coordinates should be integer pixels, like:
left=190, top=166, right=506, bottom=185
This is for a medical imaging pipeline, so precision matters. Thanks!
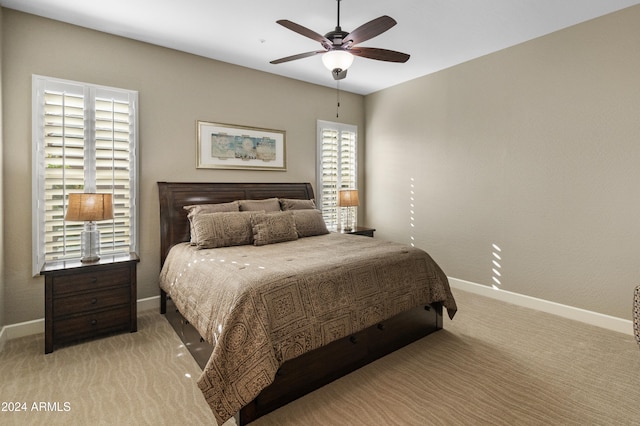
left=3, top=0, right=640, bottom=95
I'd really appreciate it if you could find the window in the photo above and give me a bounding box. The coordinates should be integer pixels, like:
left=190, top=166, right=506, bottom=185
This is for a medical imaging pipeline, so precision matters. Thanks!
left=32, top=75, right=138, bottom=274
left=316, top=120, right=357, bottom=230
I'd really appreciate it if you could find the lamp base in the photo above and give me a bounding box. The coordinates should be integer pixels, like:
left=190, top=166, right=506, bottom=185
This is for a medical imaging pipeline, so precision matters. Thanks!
left=80, top=222, right=101, bottom=263
left=342, top=205, right=355, bottom=233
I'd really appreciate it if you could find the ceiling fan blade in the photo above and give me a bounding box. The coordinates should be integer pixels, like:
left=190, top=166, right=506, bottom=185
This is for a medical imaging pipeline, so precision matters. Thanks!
left=344, top=15, right=397, bottom=46
left=270, top=50, right=325, bottom=64
left=350, top=47, right=410, bottom=63
left=276, top=20, right=332, bottom=47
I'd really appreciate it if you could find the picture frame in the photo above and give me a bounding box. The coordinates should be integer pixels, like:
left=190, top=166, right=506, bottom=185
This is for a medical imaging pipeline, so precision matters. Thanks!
left=196, top=121, right=286, bottom=171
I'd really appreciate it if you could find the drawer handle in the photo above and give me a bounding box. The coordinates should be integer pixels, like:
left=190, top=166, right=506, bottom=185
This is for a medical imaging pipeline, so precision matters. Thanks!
left=91, top=298, right=98, bottom=305
left=90, top=277, right=98, bottom=284
left=350, top=336, right=358, bottom=344
left=377, top=323, right=386, bottom=331
left=90, top=319, right=98, bottom=326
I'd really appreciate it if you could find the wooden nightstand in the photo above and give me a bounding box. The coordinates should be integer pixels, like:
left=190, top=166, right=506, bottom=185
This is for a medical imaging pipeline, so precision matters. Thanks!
left=40, top=252, right=139, bottom=354
left=341, top=226, right=376, bottom=237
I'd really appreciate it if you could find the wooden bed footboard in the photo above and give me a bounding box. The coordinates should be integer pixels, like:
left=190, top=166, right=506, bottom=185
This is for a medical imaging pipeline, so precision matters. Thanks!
left=160, top=289, right=167, bottom=315
left=163, top=294, right=442, bottom=425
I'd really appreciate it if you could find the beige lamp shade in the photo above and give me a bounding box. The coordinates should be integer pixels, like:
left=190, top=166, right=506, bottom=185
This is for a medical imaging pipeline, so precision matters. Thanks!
left=65, top=193, right=114, bottom=222
left=338, top=189, right=360, bottom=207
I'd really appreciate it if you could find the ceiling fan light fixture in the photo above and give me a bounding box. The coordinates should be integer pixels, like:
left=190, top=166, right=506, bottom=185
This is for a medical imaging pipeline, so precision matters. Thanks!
left=322, top=50, right=354, bottom=72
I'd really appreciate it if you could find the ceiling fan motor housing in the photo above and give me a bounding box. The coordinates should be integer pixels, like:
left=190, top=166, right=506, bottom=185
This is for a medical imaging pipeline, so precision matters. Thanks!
left=324, top=29, right=351, bottom=49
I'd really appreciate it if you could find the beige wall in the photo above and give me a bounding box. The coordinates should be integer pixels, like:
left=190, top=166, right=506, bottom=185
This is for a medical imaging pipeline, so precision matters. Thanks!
left=4, top=5, right=639, bottom=326
left=1, top=9, right=364, bottom=324
left=365, top=5, right=640, bottom=320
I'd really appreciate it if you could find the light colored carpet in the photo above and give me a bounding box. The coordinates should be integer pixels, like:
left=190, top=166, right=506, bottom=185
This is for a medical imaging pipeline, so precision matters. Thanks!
left=1, top=289, right=639, bottom=425
left=0, top=307, right=216, bottom=425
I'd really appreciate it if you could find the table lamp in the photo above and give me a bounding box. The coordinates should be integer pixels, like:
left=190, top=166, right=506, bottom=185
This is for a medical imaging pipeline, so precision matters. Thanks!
left=338, top=189, right=359, bottom=232
left=65, top=193, right=114, bottom=262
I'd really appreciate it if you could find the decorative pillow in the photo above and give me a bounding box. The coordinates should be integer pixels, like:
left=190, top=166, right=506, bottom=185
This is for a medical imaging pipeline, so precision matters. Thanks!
left=292, top=209, right=330, bottom=237
left=279, top=198, right=316, bottom=210
left=251, top=211, right=298, bottom=246
left=184, top=201, right=240, bottom=245
left=184, top=201, right=240, bottom=216
left=239, top=198, right=281, bottom=212
left=190, top=211, right=256, bottom=249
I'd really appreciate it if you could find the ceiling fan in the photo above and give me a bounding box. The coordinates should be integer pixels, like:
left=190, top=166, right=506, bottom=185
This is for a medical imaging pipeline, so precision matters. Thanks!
left=270, top=0, right=410, bottom=80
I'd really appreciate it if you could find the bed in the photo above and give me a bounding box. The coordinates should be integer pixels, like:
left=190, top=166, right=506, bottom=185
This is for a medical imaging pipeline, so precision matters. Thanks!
left=157, top=182, right=457, bottom=425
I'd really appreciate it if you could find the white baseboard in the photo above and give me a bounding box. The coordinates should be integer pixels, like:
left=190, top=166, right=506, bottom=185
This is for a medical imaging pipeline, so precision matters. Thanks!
left=3, top=317, right=44, bottom=341
left=0, top=324, right=7, bottom=353
left=137, top=295, right=160, bottom=312
left=0, top=295, right=161, bottom=344
left=449, top=277, right=633, bottom=336
left=2, top=286, right=633, bottom=347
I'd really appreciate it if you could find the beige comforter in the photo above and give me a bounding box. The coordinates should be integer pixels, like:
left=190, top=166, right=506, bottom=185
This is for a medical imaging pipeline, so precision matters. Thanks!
left=159, top=232, right=457, bottom=425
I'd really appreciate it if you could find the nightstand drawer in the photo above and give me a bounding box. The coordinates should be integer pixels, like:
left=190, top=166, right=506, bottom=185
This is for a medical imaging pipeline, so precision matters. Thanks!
left=53, top=305, right=131, bottom=343
left=52, top=266, right=130, bottom=295
left=53, top=286, right=131, bottom=318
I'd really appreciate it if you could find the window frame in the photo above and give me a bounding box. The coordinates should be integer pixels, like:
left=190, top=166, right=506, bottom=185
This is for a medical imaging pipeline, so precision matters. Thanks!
left=316, top=120, right=358, bottom=231
left=31, top=75, right=139, bottom=275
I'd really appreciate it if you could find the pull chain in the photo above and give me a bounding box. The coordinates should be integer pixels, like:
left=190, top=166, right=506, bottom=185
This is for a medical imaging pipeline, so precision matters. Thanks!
left=336, top=79, right=341, bottom=118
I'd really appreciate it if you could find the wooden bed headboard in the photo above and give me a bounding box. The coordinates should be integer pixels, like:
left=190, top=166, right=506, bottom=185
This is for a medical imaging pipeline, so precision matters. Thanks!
left=157, top=182, right=315, bottom=266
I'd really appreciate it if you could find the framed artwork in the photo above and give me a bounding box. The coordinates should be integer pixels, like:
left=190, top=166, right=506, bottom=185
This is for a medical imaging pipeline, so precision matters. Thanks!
left=196, top=121, right=286, bottom=171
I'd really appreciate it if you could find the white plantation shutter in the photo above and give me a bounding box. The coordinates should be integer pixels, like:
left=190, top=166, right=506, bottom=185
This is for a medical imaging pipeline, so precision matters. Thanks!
left=40, top=88, right=85, bottom=260
left=94, top=95, right=135, bottom=253
left=316, top=120, right=357, bottom=230
left=32, top=76, right=138, bottom=274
